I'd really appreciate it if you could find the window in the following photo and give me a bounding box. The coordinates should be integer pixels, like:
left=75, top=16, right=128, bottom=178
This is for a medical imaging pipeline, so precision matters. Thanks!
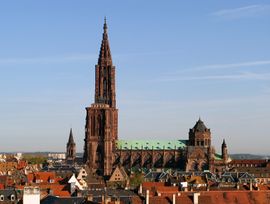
left=0, top=195, right=4, bottom=201
left=10, top=195, right=15, bottom=201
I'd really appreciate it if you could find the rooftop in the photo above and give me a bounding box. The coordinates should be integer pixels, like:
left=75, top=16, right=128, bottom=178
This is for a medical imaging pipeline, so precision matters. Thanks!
left=116, top=140, right=188, bottom=150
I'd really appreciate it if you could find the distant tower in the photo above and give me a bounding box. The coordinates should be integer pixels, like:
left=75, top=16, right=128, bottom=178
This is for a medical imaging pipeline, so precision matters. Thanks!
left=186, top=118, right=213, bottom=171
left=83, top=18, right=118, bottom=176
left=66, top=128, right=76, bottom=161
left=222, top=139, right=228, bottom=162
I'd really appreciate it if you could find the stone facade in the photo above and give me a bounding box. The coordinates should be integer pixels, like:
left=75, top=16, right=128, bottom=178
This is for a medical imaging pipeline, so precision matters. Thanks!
left=83, top=20, right=229, bottom=177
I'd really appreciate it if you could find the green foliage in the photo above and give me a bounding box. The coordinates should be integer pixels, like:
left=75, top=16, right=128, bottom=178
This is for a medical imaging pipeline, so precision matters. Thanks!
left=23, top=155, right=47, bottom=164
left=130, top=172, right=144, bottom=188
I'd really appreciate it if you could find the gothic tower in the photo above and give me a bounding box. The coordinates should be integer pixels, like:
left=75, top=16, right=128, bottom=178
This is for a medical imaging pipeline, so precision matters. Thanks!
left=83, top=19, right=118, bottom=176
left=222, top=139, right=228, bottom=162
left=188, top=118, right=211, bottom=147
left=66, top=128, right=76, bottom=161
left=186, top=118, right=213, bottom=171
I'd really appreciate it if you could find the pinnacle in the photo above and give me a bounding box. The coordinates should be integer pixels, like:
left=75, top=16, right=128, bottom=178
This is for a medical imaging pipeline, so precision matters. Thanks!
left=98, top=18, right=112, bottom=66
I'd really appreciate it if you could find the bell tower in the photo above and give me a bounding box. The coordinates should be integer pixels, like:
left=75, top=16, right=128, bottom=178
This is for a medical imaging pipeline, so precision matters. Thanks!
left=83, top=19, right=118, bottom=176
left=66, top=128, right=76, bottom=161
left=186, top=118, right=213, bottom=171
left=222, top=139, right=228, bottom=162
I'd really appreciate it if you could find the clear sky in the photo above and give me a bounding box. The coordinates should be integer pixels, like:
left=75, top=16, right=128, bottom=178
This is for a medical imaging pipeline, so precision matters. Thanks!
left=0, top=1, right=270, bottom=154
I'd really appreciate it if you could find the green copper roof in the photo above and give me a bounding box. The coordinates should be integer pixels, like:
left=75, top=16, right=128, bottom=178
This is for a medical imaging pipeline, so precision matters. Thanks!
left=116, top=140, right=188, bottom=150
left=214, top=153, right=223, bottom=160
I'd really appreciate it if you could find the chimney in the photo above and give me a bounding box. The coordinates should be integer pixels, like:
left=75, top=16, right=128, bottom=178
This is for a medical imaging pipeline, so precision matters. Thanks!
left=236, top=182, right=240, bottom=190
left=172, top=194, right=176, bottom=204
left=193, top=192, right=200, bottom=204
left=146, top=190, right=149, bottom=204
left=23, top=187, right=40, bottom=204
left=139, top=184, right=142, bottom=195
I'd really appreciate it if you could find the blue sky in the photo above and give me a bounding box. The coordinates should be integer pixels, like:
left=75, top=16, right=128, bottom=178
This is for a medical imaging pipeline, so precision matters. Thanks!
left=0, top=1, right=270, bottom=154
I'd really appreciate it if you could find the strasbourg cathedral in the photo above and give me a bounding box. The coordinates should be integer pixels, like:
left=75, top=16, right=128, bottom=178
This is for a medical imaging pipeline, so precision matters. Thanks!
left=72, top=20, right=230, bottom=177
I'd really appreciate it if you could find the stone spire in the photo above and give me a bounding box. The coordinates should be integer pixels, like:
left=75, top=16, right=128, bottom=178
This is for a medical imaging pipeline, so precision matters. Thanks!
left=68, top=128, right=75, bottom=145
left=222, top=139, right=227, bottom=148
left=98, top=17, right=112, bottom=67
left=66, top=128, right=76, bottom=161
left=94, top=18, right=116, bottom=108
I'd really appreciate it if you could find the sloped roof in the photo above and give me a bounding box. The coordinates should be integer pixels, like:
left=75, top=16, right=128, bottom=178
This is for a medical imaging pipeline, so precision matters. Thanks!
left=41, top=195, right=86, bottom=204
left=116, top=140, right=187, bottom=150
left=192, top=118, right=208, bottom=132
left=28, top=172, right=56, bottom=183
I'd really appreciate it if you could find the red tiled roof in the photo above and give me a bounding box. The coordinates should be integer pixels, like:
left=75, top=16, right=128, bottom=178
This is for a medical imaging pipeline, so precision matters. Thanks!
left=0, top=183, right=4, bottom=190
left=156, top=186, right=179, bottom=194
left=147, top=191, right=270, bottom=204
left=27, top=172, right=57, bottom=184
left=53, top=189, right=70, bottom=197
left=142, top=182, right=165, bottom=188
left=17, top=160, right=27, bottom=170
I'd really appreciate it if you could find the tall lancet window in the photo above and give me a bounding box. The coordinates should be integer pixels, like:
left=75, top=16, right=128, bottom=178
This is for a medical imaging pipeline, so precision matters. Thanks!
left=103, top=78, right=107, bottom=98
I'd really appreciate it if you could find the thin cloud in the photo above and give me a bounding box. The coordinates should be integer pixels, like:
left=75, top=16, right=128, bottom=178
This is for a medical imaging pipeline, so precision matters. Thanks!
left=157, top=72, right=270, bottom=82
left=212, top=4, right=270, bottom=19
left=189, top=60, right=270, bottom=72
left=0, top=53, right=96, bottom=65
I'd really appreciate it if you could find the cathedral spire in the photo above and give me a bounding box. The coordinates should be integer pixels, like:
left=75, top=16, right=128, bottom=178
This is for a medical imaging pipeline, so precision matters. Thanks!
left=95, top=19, right=116, bottom=108
left=98, top=18, right=112, bottom=66
left=104, top=17, right=107, bottom=32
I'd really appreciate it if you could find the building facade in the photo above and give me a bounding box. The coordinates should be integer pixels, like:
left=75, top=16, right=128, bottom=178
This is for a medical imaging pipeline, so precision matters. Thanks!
left=83, top=20, right=229, bottom=176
